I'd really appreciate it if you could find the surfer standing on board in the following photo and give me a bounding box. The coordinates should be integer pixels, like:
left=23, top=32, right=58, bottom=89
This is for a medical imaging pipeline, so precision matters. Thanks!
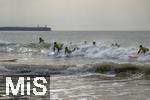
left=137, top=45, right=149, bottom=54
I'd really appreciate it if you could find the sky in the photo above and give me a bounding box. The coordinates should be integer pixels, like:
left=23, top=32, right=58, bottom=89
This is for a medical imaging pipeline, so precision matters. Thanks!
left=0, top=0, right=150, bottom=31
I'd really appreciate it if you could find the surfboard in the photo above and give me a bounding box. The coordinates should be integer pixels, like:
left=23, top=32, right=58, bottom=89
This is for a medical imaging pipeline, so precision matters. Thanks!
left=128, top=53, right=139, bottom=59
left=0, top=59, right=17, bottom=62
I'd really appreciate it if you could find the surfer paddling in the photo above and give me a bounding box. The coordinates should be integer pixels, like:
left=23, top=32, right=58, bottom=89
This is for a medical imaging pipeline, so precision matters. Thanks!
left=39, top=37, right=44, bottom=43
left=65, top=47, right=76, bottom=55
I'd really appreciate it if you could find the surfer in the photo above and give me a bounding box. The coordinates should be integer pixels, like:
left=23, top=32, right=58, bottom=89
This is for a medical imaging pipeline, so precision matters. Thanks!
left=111, top=43, right=120, bottom=47
left=137, top=45, right=149, bottom=54
left=39, top=37, right=44, bottom=43
left=65, top=47, right=76, bottom=55
left=115, top=43, right=120, bottom=47
left=93, top=41, right=96, bottom=46
left=84, top=41, right=87, bottom=45
left=53, top=42, right=63, bottom=53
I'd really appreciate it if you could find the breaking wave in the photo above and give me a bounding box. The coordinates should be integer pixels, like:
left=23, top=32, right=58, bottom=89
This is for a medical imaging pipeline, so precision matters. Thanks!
left=0, top=43, right=50, bottom=55
left=0, top=42, right=150, bottom=61
left=0, top=62, right=150, bottom=79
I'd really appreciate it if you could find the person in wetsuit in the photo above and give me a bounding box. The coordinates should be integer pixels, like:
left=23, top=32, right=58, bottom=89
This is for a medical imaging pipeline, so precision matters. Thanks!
left=93, top=41, right=96, bottom=46
left=65, top=47, right=76, bottom=55
left=39, top=37, right=44, bottom=43
left=138, top=45, right=149, bottom=54
left=53, top=42, right=63, bottom=53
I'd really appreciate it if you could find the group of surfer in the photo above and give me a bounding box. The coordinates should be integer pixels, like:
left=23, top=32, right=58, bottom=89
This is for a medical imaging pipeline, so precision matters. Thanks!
left=39, top=37, right=149, bottom=56
left=111, top=43, right=120, bottom=47
left=39, top=37, right=77, bottom=55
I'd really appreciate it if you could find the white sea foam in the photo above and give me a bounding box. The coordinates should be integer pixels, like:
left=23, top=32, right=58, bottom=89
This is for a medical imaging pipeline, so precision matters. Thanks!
left=0, top=42, right=150, bottom=62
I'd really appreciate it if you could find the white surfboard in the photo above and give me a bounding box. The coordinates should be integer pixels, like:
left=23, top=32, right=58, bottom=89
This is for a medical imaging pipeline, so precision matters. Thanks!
left=0, top=59, right=17, bottom=62
left=128, top=53, right=139, bottom=59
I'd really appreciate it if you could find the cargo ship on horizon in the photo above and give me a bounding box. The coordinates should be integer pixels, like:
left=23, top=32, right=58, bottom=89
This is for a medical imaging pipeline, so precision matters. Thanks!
left=0, top=26, right=51, bottom=31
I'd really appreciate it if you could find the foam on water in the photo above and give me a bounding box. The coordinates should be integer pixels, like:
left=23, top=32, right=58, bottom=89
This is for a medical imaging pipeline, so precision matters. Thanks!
left=0, top=42, right=150, bottom=62
left=71, top=44, right=150, bottom=61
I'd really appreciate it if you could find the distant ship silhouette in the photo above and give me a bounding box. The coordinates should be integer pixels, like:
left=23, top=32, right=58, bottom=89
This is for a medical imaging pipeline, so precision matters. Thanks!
left=0, top=26, right=51, bottom=31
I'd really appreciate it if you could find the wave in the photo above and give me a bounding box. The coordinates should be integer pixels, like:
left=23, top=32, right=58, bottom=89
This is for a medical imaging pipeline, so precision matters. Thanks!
left=1, top=62, right=150, bottom=79
left=0, top=43, right=50, bottom=55
left=72, top=44, right=150, bottom=61
left=0, top=42, right=150, bottom=61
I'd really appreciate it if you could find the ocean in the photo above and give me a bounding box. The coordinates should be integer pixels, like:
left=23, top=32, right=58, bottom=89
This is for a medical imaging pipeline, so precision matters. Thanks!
left=0, top=31, right=150, bottom=100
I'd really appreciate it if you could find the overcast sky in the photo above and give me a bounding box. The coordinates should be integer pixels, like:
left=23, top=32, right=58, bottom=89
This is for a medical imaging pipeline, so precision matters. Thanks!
left=0, top=0, right=150, bottom=30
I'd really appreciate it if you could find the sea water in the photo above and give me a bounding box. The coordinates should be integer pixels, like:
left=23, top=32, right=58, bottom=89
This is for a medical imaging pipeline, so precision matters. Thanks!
left=0, top=31, right=150, bottom=100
